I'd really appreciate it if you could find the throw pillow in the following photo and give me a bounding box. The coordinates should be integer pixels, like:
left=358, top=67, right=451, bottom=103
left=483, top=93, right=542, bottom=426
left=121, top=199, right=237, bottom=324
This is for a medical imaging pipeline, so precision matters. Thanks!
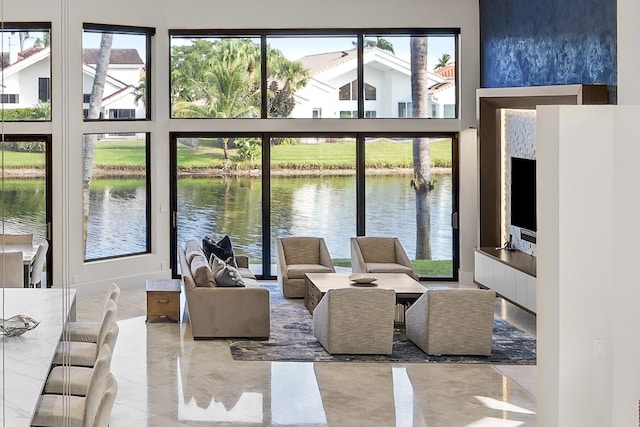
left=211, top=255, right=245, bottom=288
left=190, top=254, right=215, bottom=287
left=203, top=235, right=237, bottom=268
left=185, top=239, right=205, bottom=263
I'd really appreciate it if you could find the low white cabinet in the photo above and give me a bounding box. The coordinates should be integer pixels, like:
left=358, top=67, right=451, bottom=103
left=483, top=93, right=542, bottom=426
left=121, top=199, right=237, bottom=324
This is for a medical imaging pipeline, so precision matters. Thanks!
left=474, top=248, right=536, bottom=313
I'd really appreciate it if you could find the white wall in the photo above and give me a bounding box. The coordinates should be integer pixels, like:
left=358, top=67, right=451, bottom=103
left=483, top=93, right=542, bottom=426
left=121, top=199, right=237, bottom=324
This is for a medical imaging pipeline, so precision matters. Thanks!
left=458, top=128, right=477, bottom=285
left=617, top=0, right=640, bottom=104
left=0, top=0, right=479, bottom=289
left=537, top=105, right=640, bottom=426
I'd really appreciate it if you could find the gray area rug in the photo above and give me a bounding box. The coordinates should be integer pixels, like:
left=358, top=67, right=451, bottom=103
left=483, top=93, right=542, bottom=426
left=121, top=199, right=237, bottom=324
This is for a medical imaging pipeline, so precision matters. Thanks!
left=228, top=284, right=536, bottom=364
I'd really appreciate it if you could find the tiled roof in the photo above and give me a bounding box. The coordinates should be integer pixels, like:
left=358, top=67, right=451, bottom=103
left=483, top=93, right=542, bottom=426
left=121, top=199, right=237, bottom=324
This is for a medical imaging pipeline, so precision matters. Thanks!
left=434, top=64, right=455, bottom=79
left=83, top=48, right=144, bottom=65
left=296, top=49, right=357, bottom=76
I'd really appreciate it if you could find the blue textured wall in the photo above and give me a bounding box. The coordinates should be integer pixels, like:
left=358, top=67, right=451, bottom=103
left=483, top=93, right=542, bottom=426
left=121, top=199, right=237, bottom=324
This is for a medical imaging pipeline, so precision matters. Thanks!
left=480, top=0, right=616, bottom=95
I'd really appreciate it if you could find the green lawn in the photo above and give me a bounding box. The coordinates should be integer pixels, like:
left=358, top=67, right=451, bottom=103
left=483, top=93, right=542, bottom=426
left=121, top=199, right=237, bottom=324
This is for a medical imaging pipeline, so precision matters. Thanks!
left=333, top=258, right=453, bottom=277
left=0, top=138, right=453, bottom=170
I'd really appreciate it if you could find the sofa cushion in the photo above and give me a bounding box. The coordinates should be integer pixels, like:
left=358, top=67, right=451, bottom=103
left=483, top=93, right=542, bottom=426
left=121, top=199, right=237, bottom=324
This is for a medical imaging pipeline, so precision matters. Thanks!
left=366, top=263, right=415, bottom=276
left=287, top=264, right=334, bottom=279
left=185, top=239, right=205, bottom=264
left=190, top=254, right=215, bottom=287
left=211, top=256, right=245, bottom=287
left=203, top=236, right=237, bottom=268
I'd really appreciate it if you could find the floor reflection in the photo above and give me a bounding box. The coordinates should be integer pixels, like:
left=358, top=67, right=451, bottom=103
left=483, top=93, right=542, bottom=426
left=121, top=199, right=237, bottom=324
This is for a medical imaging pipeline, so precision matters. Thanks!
left=73, top=283, right=537, bottom=426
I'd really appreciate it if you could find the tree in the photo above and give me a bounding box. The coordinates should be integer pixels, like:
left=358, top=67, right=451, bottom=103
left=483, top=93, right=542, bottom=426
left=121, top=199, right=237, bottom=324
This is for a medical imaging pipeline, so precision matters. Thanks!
left=171, top=38, right=308, bottom=161
left=354, top=37, right=395, bottom=54
left=434, top=53, right=452, bottom=70
left=410, top=36, right=432, bottom=260
left=82, top=33, right=113, bottom=251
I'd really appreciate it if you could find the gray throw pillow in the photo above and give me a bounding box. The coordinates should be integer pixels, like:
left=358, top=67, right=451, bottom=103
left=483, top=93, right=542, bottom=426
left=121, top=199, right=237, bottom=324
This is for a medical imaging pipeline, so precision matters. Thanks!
left=190, top=254, right=215, bottom=287
left=211, top=255, right=245, bottom=288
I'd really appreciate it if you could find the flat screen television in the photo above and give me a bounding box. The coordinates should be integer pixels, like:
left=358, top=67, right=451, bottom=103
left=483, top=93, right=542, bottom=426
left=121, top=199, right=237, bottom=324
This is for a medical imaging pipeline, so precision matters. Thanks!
left=510, top=157, right=536, bottom=232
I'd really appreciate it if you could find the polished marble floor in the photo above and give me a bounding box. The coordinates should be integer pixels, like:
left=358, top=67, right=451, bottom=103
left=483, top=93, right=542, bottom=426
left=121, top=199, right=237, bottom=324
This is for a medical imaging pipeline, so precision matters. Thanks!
left=74, top=281, right=537, bottom=427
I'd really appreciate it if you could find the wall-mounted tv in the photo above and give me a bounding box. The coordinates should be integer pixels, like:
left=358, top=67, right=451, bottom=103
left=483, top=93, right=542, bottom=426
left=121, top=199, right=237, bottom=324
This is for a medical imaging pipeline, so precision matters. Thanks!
left=511, top=157, right=536, bottom=232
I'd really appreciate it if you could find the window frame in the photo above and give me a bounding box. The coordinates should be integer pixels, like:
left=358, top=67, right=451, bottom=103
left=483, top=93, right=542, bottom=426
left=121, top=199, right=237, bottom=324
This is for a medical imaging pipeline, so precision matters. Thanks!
left=82, top=23, right=155, bottom=122
left=168, top=28, right=459, bottom=120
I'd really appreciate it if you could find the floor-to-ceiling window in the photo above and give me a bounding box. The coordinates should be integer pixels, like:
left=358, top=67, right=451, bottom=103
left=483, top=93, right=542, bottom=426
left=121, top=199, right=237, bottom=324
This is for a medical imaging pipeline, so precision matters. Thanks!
left=169, top=29, right=460, bottom=280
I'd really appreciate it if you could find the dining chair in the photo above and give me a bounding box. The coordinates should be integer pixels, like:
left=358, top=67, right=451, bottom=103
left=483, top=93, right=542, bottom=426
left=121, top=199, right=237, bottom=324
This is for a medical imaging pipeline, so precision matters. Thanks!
left=68, top=283, right=120, bottom=343
left=0, top=251, right=24, bottom=288
left=92, top=373, right=118, bottom=427
left=0, top=233, right=33, bottom=246
left=54, top=300, right=119, bottom=367
left=44, top=343, right=113, bottom=397
left=32, top=345, right=112, bottom=427
left=29, top=240, right=49, bottom=288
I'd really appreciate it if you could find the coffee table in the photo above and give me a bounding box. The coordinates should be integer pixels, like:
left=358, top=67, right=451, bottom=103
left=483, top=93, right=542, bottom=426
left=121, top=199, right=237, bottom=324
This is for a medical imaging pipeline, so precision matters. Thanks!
left=304, top=272, right=427, bottom=314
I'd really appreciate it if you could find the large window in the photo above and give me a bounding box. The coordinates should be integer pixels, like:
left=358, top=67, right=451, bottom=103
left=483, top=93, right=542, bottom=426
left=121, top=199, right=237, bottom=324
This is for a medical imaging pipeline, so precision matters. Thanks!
left=365, top=136, right=455, bottom=277
left=270, top=135, right=357, bottom=272
left=83, top=133, right=150, bottom=261
left=172, top=133, right=263, bottom=276
left=168, top=29, right=459, bottom=280
left=82, top=24, right=153, bottom=121
left=0, top=23, right=51, bottom=121
left=169, top=30, right=458, bottom=120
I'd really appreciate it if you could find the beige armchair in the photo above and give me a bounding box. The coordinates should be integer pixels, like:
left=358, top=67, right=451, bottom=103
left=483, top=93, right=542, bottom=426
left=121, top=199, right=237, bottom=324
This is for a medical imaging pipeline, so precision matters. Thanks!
left=350, top=237, right=418, bottom=280
left=313, top=287, right=396, bottom=354
left=406, top=288, right=497, bottom=356
left=276, top=237, right=335, bottom=298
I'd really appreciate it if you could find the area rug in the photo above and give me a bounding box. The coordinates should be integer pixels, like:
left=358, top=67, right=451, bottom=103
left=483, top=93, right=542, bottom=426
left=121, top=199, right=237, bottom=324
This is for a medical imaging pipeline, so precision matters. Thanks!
left=228, top=284, right=536, bottom=364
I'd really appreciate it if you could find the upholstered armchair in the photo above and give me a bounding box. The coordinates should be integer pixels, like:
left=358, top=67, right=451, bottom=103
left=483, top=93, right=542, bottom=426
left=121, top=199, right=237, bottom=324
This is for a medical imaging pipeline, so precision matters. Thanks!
left=350, top=237, right=418, bottom=280
left=276, top=237, right=335, bottom=298
left=406, top=288, right=497, bottom=356
left=313, top=287, right=396, bottom=354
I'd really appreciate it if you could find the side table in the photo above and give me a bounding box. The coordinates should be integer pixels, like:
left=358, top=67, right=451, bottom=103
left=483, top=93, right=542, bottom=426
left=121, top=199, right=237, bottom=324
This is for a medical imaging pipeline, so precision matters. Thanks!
left=146, top=278, right=181, bottom=323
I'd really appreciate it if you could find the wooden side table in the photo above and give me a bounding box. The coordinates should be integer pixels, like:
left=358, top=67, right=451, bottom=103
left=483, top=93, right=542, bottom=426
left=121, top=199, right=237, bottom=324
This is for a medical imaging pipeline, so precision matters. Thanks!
left=146, top=278, right=181, bottom=323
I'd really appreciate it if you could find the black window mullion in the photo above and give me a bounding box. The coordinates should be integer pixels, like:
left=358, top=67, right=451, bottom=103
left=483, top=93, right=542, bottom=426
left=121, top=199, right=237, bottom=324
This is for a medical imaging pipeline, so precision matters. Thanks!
left=261, top=134, right=272, bottom=278
left=357, top=34, right=364, bottom=118
left=356, top=134, right=366, bottom=236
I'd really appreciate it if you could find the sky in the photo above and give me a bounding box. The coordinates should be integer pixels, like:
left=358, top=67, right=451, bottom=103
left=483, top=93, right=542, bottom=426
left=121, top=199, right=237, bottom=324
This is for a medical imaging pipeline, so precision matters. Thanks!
left=79, top=32, right=456, bottom=71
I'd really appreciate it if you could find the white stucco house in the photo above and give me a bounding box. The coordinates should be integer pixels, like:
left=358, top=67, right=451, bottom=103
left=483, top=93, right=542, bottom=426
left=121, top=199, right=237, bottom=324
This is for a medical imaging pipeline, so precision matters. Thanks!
left=0, top=46, right=145, bottom=119
left=291, top=47, right=456, bottom=119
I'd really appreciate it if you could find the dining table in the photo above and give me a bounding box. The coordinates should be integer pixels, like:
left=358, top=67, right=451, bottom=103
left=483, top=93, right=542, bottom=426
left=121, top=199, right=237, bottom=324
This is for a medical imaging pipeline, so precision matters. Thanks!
left=0, top=288, right=76, bottom=426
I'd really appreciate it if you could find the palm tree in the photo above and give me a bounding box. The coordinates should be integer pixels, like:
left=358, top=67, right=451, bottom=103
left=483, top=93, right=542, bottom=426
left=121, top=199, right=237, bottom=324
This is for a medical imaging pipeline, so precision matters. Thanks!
left=82, top=33, right=113, bottom=251
left=354, top=37, right=395, bottom=54
left=172, top=38, right=308, bottom=159
left=434, top=53, right=452, bottom=70
left=410, top=36, right=432, bottom=260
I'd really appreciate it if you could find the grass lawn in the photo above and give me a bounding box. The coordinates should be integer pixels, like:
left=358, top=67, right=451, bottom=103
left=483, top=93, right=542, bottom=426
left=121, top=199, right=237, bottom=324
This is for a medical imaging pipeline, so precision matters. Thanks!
left=333, top=258, right=453, bottom=277
left=2, top=138, right=452, bottom=170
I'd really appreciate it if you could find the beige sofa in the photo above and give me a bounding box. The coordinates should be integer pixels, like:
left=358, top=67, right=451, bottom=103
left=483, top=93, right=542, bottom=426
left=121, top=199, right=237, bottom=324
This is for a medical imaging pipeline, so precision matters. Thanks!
left=178, top=244, right=270, bottom=339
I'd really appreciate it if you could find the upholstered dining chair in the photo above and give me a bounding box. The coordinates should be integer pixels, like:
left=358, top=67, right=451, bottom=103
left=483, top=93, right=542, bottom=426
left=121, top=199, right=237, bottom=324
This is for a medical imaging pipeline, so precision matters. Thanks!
left=0, top=251, right=24, bottom=288
left=68, top=283, right=121, bottom=343
left=44, top=343, right=113, bottom=396
left=54, top=300, right=119, bottom=367
left=313, top=287, right=396, bottom=354
left=0, top=233, right=33, bottom=246
left=33, top=346, right=112, bottom=427
left=29, top=240, right=49, bottom=288
left=92, top=373, right=118, bottom=427
left=276, top=236, right=335, bottom=298
left=405, top=288, right=497, bottom=356
left=350, top=236, right=418, bottom=280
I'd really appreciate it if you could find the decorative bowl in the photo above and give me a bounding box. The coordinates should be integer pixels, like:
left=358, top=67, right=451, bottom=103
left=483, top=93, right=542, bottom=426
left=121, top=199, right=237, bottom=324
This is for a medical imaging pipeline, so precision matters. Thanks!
left=349, top=273, right=378, bottom=285
left=0, top=315, right=40, bottom=337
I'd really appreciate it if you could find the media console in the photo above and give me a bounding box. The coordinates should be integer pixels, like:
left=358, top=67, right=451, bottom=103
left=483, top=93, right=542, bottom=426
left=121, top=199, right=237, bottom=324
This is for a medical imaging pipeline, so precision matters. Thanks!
left=474, top=247, right=536, bottom=314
